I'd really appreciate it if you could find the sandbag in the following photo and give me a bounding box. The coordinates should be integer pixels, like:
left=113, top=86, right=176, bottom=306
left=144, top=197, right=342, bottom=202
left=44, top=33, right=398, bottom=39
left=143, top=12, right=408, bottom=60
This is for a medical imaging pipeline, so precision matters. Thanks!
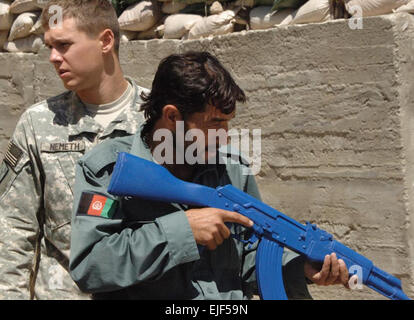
left=394, top=0, right=414, bottom=13
left=289, top=0, right=331, bottom=24
left=0, top=0, right=12, bottom=31
left=252, top=0, right=307, bottom=11
left=250, top=6, right=294, bottom=29
left=345, top=0, right=410, bottom=17
left=111, top=0, right=141, bottom=15
left=30, top=15, right=44, bottom=35
left=174, top=0, right=214, bottom=4
left=162, top=1, right=188, bottom=14
left=233, top=0, right=255, bottom=7
left=120, top=30, right=137, bottom=42
left=137, top=22, right=163, bottom=39
left=209, top=1, right=223, bottom=14
left=4, top=34, right=44, bottom=52
left=187, top=10, right=236, bottom=39
left=9, top=0, right=40, bottom=14
left=35, top=0, right=50, bottom=8
left=118, top=1, right=160, bottom=31
left=269, top=0, right=307, bottom=11
left=162, top=13, right=203, bottom=39
left=8, top=11, right=39, bottom=41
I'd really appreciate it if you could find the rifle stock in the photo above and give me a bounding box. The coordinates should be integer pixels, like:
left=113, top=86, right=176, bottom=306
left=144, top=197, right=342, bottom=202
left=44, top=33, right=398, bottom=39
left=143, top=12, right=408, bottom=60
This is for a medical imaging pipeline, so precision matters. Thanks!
left=108, top=152, right=411, bottom=300
left=108, top=152, right=217, bottom=207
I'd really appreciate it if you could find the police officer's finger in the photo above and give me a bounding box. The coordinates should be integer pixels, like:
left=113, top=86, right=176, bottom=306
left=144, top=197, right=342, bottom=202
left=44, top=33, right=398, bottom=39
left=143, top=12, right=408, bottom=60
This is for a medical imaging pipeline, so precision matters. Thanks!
left=311, top=255, right=330, bottom=285
left=338, top=259, right=349, bottom=287
left=320, top=254, right=332, bottom=285
left=218, top=222, right=231, bottom=240
left=213, top=228, right=225, bottom=247
left=326, top=253, right=340, bottom=285
left=206, top=239, right=217, bottom=251
left=219, top=210, right=253, bottom=228
left=202, top=228, right=219, bottom=251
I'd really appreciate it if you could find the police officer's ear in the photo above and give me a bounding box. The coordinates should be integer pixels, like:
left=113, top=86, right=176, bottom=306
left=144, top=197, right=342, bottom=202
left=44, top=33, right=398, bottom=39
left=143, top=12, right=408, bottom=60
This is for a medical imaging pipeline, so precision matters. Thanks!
left=161, top=105, right=183, bottom=132
left=99, top=29, right=115, bottom=54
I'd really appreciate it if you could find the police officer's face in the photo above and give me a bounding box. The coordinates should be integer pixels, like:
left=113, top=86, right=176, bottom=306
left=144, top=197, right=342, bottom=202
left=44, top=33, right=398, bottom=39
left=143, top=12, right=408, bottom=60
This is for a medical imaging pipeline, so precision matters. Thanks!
left=183, top=105, right=235, bottom=162
left=44, top=17, right=105, bottom=93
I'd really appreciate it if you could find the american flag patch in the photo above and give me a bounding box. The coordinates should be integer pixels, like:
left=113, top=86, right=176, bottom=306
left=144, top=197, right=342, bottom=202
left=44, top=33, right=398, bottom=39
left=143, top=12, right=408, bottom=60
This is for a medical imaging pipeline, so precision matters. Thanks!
left=4, top=141, right=23, bottom=169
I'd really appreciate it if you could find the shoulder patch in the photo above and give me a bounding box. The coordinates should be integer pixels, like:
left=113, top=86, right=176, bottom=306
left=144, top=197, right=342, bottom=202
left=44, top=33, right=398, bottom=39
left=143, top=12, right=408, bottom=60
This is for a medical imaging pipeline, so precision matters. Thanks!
left=4, top=141, right=23, bottom=169
left=76, top=192, right=118, bottom=219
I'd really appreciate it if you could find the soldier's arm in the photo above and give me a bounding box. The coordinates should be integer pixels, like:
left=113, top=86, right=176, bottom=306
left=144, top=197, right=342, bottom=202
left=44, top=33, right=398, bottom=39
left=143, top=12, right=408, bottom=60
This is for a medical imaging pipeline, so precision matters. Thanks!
left=69, top=155, right=200, bottom=293
left=0, top=112, right=42, bottom=299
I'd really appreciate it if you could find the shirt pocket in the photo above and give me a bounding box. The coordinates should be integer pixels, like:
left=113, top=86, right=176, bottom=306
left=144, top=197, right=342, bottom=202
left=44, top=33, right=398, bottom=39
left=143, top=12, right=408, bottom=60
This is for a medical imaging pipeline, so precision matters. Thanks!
left=40, top=141, right=86, bottom=194
left=41, top=150, right=84, bottom=246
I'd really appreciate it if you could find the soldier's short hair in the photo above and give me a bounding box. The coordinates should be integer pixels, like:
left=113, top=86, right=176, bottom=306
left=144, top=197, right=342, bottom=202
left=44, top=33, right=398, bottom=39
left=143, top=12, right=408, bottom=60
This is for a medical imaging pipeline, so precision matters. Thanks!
left=41, top=0, right=120, bottom=55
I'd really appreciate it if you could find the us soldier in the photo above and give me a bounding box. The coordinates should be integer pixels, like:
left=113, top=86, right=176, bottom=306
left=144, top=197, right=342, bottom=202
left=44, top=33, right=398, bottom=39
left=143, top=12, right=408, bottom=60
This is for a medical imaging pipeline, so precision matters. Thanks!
left=69, top=52, right=351, bottom=299
left=0, top=0, right=146, bottom=299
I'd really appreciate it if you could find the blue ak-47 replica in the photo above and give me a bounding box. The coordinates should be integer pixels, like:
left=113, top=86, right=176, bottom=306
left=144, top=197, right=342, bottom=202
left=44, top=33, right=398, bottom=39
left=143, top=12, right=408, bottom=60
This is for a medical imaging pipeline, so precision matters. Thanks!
left=107, top=152, right=410, bottom=300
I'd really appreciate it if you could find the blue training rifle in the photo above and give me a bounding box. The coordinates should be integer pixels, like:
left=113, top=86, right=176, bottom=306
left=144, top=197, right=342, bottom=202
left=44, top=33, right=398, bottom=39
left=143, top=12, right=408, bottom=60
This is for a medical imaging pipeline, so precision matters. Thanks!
left=107, top=152, right=410, bottom=300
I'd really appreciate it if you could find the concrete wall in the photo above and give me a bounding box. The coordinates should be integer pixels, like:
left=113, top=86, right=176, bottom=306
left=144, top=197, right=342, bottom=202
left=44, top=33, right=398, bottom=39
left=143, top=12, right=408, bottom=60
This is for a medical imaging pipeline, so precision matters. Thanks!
left=0, top=13, right=413, bottom=300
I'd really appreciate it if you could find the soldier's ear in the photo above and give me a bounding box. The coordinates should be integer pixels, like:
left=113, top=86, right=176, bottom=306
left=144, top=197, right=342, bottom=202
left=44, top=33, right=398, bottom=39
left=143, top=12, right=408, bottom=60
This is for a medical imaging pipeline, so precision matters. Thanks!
left=100, top=29, right=115, bottom=54
left=161, top=105, right=182, bottom=131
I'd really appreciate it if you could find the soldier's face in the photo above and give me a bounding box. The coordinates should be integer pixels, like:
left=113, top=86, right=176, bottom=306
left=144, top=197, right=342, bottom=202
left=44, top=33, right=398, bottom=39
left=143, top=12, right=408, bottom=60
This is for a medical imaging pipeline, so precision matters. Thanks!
left=44, top=17, right=104, bottom=93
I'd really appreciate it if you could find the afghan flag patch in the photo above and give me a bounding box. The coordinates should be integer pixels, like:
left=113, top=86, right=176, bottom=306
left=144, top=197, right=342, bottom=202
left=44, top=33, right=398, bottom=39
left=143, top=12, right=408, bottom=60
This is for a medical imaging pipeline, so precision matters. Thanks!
left=77, top=192, right=118, bottom=219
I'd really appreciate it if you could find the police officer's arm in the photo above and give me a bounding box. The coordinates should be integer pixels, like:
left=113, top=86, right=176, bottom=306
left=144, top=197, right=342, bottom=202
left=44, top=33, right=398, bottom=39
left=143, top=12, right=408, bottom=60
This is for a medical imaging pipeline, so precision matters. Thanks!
left=69, top=158, right=200, bottom=293
left=0, top=112, right=43, bottom=299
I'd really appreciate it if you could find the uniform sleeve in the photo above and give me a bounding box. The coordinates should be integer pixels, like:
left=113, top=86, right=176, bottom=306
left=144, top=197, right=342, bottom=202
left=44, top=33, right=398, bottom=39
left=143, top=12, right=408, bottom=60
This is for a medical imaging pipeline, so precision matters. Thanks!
left=0, top=112, right=42, bottom=299
left=69, top=158, right=200, bottom=294
left=240, top=170, right=312, bottom=300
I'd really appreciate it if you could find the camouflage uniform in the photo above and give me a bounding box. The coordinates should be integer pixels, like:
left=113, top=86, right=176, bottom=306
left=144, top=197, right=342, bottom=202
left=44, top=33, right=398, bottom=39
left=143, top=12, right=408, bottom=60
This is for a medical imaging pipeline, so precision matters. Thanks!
left=0, top=78, right=146, bottom=299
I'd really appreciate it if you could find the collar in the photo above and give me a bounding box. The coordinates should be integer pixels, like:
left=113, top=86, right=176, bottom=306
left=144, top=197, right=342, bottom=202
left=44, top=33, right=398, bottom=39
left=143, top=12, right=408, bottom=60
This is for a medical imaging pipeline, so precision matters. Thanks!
left=129, top=126, right=154, bottom=161
left=67, top=77, right=145, bottom=139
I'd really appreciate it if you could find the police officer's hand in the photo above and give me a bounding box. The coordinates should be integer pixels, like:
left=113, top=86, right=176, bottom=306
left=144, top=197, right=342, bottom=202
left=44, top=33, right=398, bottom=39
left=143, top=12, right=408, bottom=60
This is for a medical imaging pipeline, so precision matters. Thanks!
left=304, top=252, right=357, bottom=289
left=186, top=208, right=253, bottom=250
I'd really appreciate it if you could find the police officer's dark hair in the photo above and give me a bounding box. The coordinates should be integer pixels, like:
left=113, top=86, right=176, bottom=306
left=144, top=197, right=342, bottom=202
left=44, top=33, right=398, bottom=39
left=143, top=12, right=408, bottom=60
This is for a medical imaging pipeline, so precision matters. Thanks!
left=140, top=51, right=247, bottom=146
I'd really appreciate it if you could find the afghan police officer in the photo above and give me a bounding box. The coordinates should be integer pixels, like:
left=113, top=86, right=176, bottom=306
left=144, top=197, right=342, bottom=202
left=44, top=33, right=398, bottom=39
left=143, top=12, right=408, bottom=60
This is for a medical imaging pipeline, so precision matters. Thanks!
left=0, top=0, right=146, bottom=299
left=69, top=52, right=351, bottom=299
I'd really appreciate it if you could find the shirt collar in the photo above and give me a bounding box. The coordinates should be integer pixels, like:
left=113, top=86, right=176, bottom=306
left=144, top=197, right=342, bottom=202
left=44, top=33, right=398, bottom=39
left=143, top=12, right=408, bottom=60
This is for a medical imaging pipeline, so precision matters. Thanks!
left=67, top=77, right=145, bottom=138
left=129, top=126, right=154, bottom=161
